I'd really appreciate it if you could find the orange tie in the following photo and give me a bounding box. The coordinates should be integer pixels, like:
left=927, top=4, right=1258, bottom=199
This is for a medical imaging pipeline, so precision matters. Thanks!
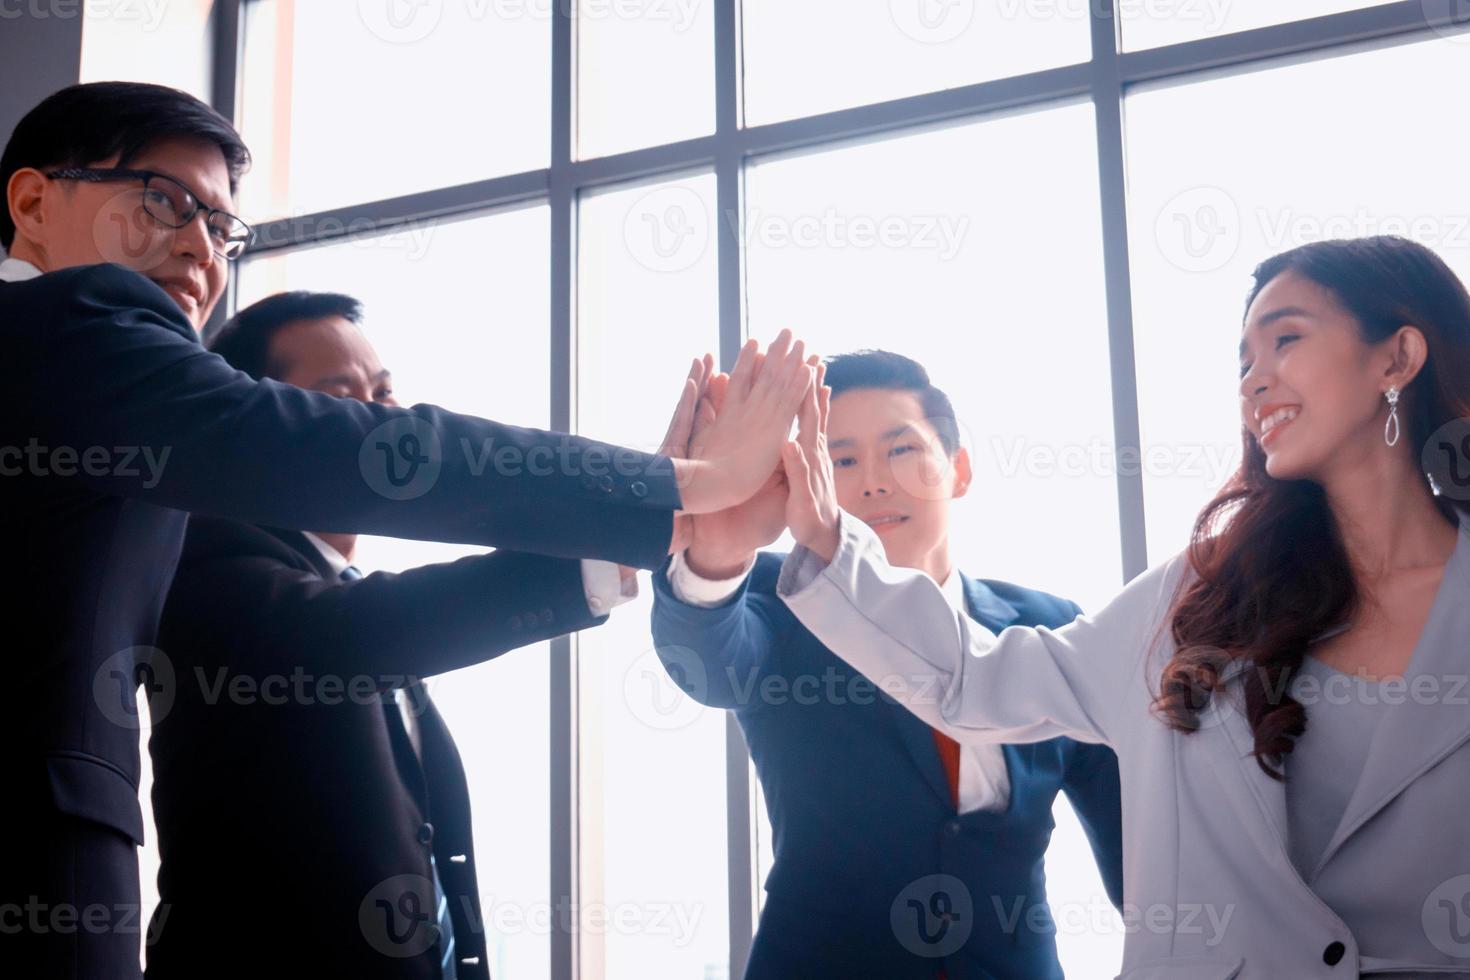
left=932, top=730, right=961, bottom=978
left=932, top=729, right=961, bottom=807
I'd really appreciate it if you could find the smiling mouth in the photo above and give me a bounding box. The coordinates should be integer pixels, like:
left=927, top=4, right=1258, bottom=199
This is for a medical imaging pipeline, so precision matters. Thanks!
left=1258, top=408, right=1301, bottom=449
left=157, top=282, right=199, bottom=311
left=864, top=515, right=909, bottom=531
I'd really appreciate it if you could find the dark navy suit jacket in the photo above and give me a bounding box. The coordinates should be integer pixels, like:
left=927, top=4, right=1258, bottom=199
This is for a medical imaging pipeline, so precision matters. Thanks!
left=1, top=263, right=678, bottom=979
left=651, top=553, right=1125, bottom=980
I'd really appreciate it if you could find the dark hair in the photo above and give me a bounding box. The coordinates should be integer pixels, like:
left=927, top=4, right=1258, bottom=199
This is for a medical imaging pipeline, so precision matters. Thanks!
left=1156, top=236, right=1470, bottom=779
left=823, top=349, right=961, bottom=455
left=206, top=291, right=365, bottom=381
left=1, top=81, right=250, bottom=250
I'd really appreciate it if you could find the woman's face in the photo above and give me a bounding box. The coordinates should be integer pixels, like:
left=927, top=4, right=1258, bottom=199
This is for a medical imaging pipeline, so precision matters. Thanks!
left=1238, top=271, right=1397, bottom=483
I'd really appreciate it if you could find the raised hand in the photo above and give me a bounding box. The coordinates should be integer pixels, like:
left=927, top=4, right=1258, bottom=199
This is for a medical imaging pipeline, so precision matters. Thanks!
left=657, top=354, right=715, bottom=556
left=673, top=329, right=816, bottom=516
left=682, top=358, right=820, bottom=579
left=781, top=364, right=841, bottom=564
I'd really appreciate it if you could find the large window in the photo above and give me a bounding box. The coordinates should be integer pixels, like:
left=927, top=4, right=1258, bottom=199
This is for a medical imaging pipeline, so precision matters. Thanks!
left=80, top=1, right=1470, bottom=977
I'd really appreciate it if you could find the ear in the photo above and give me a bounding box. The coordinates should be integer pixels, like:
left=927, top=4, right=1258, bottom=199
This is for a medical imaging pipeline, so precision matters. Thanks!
left=950, top=445, right=973, bottom=500
left=6, top=167, right=49, bottom=249
left=1381, top=324, right=1429, bottom=392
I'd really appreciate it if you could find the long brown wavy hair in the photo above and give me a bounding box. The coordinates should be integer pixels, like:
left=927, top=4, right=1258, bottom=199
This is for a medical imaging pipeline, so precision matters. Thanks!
left=1154, top=236, right=1470, bottom=779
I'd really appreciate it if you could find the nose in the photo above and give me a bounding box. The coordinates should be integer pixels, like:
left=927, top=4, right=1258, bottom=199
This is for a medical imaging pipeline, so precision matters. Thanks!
left=859, top=458, right=891, bottom=498
left=173, top=212, right=216, bottom=268
left=1238, top=360, right=1271, bottom=402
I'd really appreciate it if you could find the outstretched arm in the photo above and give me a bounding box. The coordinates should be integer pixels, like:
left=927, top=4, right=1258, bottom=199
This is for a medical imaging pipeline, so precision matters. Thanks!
left=773, top=378, right=1187, bottom=748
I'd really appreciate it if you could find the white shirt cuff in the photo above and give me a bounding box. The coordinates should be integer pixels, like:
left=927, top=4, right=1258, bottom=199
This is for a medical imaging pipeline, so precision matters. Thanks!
left=667, top=550, right=754, bottom=608
left=581, top=560, right=637, bottom=616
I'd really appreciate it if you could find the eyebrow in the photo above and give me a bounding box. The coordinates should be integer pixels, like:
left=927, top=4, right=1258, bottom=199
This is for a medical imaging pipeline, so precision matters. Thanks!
left=146, top=165, right=235, bottom=214
left=828, top=425, right=914, bottom=450
left=313, top=369, right=391, bottom=389
left=1238, top=306, right=1314, bottom=359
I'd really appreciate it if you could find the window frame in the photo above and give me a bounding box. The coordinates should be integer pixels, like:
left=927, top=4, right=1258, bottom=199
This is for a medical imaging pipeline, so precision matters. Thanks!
left=209, top=3, right=1470, bottom=976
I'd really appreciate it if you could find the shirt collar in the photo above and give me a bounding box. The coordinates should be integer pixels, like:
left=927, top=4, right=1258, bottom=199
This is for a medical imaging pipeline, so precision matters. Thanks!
left=0, top=257, right=43, bottom=282
left=301, top=531, right=351, bottom=578
left=936, top=568, right=968, bottom=616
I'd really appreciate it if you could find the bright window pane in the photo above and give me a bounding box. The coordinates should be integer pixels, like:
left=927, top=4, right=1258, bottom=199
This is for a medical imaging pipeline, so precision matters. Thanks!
left=238, top=0, right=549, bottom=220
left=238, top=206, right=553, bottom=979
left=577, top=0, right=715, bottom=158
left=576, top=174, right=728, bottom=980
left=745, top=104, right=1125, bottom=978
left=1121, top=0, right=1391, bottom=51
left=741, top=0, right=1091, bottom=126
left=79, top=0, right=215, bottom=100
left=1126, top=36, right=1470, bottom=567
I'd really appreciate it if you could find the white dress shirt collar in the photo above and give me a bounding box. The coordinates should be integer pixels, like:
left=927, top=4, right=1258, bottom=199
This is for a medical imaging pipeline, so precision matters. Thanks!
left=301, top=530, right=352, bottom=578
left=0, top=257, right=43, bottom=282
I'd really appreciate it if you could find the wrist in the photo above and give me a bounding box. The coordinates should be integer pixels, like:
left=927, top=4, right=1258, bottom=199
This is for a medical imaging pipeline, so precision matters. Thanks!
left=685, top=540, right=755, bottom=581
left=805, top=516, right=841, bottom=566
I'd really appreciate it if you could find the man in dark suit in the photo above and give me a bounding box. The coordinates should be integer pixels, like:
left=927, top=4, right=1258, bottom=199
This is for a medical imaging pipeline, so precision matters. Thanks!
left=146, top=291, right=634, bottom=979
left=0, top=81, right=812, bottom=979
left=652, top=351, right=1125, bottom=979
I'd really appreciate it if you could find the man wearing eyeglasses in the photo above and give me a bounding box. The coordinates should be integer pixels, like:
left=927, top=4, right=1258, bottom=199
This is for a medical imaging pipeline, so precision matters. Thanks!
left=0, top=81, right=815, bottom=980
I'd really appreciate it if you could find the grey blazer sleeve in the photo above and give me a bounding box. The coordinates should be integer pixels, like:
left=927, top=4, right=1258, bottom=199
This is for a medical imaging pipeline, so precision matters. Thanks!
left=777, top=509, right=1189, bottom=748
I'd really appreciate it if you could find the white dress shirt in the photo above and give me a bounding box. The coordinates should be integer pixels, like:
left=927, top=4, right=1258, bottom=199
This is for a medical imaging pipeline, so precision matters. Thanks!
left=668, top=548, right=1010, bottom=813
left=0, top=256, right=42, bottom=282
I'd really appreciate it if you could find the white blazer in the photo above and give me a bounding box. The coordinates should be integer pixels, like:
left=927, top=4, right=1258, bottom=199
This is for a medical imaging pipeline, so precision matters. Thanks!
left=778, top=510, right=1470, bottom=979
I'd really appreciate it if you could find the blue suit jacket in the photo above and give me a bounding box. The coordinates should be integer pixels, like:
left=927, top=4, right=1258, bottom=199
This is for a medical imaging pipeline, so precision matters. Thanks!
left=651, top=553, right=1124, bottom=980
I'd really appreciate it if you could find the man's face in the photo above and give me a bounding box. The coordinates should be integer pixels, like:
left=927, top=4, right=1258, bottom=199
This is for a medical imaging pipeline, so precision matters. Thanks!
left=826, top=387, right=971, bottom=573
left=13, top=136, right=233, bottom=331
left=268, top=315, right=397, bottom=407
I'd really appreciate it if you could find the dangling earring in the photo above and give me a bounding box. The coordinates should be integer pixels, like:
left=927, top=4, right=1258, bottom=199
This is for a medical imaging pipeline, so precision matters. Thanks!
left=1384, top=385, right=1401, bottom=447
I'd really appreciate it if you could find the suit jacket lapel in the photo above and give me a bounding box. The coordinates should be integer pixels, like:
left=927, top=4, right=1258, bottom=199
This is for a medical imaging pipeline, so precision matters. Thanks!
left=1313, top=518, right=1470, bottom=875
left=884, top=574, right=1020, bottom=809
left=1203, top=679, right=1292, bottom=867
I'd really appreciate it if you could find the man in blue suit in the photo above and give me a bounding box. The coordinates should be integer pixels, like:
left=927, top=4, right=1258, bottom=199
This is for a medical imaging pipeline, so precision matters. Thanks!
left=651, top=350, right=1124, bottom=978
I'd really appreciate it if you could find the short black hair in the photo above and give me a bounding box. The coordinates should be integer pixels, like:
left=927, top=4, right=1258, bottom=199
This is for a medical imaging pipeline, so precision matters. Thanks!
left=1, top=81, right=250, bottom=250
left=823, top=349, right=961, bottom=455
left=205, top=291, right=365, bottom=381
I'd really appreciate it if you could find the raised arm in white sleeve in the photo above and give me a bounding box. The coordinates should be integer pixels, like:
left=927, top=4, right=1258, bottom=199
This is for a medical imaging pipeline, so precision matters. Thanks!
left=777, top=509, right=1190, bottom=748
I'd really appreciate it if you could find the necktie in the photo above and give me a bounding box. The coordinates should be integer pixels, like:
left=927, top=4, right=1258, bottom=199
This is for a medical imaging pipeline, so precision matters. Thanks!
left=932, top=731, right=960, bottom=979
left=340, top=565, right=457, bottom=977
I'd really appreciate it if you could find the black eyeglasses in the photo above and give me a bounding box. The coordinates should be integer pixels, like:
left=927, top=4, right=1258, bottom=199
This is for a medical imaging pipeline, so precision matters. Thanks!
left=46, top=167, right=253, bottom=260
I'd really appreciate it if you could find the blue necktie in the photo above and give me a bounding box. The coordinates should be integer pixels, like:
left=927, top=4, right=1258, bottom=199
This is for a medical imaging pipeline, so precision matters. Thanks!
left=341, top=564, right=457, bottom=978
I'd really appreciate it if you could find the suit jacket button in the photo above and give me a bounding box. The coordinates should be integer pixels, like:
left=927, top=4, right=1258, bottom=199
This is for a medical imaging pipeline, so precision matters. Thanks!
left=630, top=480, right=648, bottom=498
left=417, top=822, right=434, bottom=846
left=599, top=474, right=615, bottom=493
left=1323, top=941, right=1346, bottom=966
